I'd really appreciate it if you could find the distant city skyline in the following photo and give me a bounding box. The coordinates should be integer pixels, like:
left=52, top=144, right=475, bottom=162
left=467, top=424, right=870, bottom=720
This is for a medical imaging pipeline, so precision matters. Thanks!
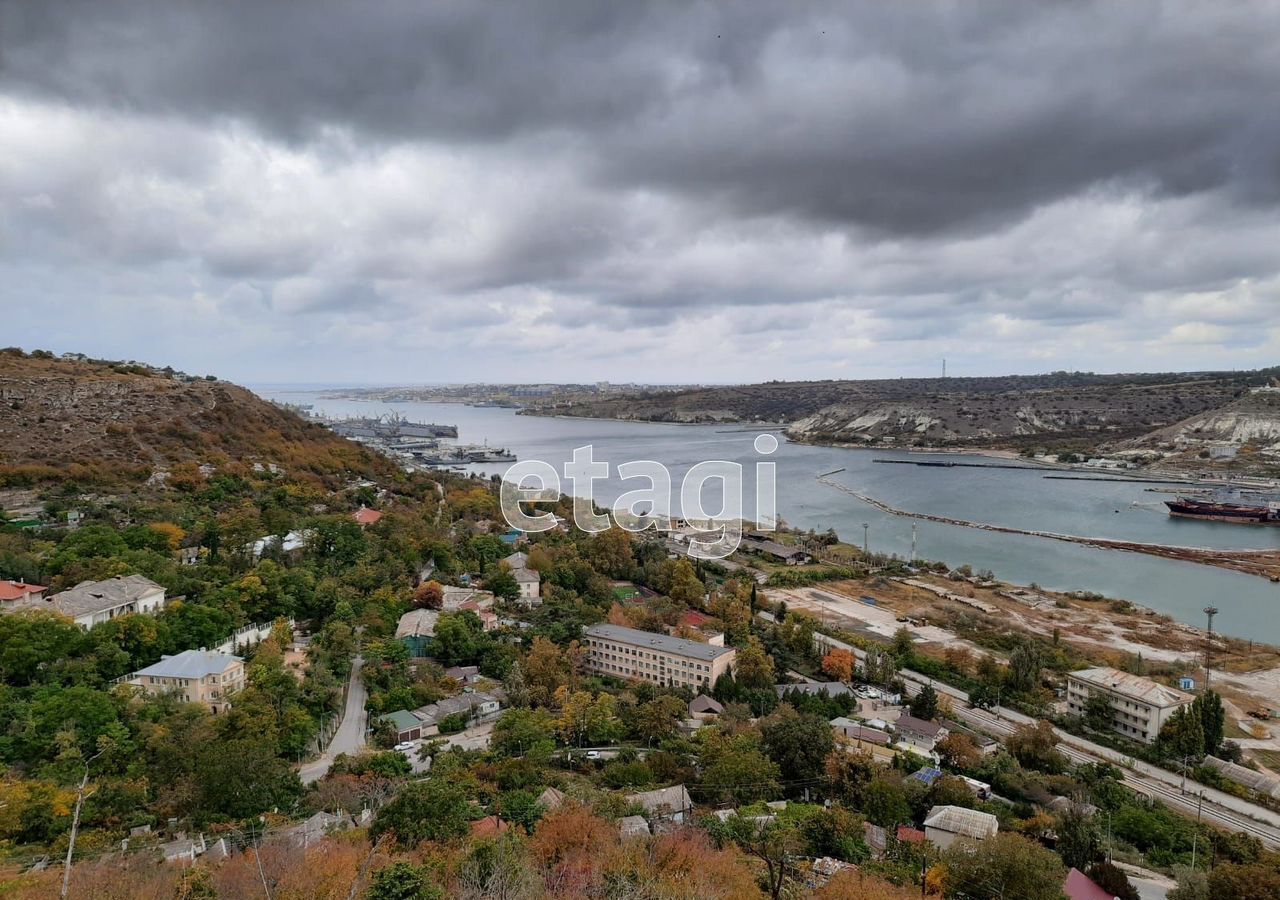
left=3, top=2, right=1279, bottom=383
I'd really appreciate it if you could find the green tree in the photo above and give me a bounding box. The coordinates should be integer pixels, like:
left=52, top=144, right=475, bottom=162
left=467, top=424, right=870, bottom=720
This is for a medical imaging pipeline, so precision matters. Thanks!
left=942, top=832, right=1068, bottom=900
left=483, top=568, right=520, bottom=602
left=1007, top=641, right=1043, bottom=694
left=1083, top=692, right=1115, bottom=732
left=1159, top=706, right=1205, bottom=762
left=367, top=861, right=445, bottom=900
left=890, top=627, right=914, bottom=659
left=707, top=813, right=802, bottom=900
left=633, top=694, right=688, bottom=746
left=761, top=707, right=834, bottom=788
left=1056, top=807, right=1103, bottom=871
left=498, top=789, right=544, bottom=834
left=735, top=636, right=776, bottom=691
left=908, top=684, right=939, bottom=721
left=372, top=778, right=472, bottom=847
left=699, top=731, right=781, bottom=805
left=1087, top=862, right=1140, bottom=900
left=431, top=611, right=488, bottom=666
left=491, top=707, right=557, bottom=758
left=1193, top=691, right=1225, bottom=755
left=862, top=775, right=911, bottom=828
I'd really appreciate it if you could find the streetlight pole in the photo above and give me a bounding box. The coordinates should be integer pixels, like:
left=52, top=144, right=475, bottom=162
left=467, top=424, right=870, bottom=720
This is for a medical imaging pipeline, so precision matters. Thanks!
left=862, top=523, right=869, bottom=557
left=1204, top=606, right=1219, bottom=690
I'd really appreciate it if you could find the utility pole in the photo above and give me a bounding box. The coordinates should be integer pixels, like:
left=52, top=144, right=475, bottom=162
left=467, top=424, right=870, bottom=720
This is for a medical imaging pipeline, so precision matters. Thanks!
left=910, top=523, right=918, bottom=563
left=1192, top=791, right=1204, bottom=871
left=61, top=748, right=105, bottom=900
left=862, top=523, right=869, bottom=557
left=1204, top=606, right=1219, bottom=690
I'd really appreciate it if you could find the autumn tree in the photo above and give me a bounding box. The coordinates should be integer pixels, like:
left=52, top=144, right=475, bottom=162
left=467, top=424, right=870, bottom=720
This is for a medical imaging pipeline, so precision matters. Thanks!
left=413, top=580, right=445, bottom=610
left=1006, top=720, right=1067, bottom=774
left=935, top=733, right=980, bottom=772
left=821, top=648, right=855, bottom=683
left=588, top=527, right=635, bottom=578
left=523, top=637, right=570, bottom=707
left=708, top=813, right=803, bottom=900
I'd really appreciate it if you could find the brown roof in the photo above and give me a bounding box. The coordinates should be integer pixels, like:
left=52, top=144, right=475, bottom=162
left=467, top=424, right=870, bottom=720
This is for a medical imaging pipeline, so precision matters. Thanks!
left=353, top=506, right=383, bottom=526
left=0, top=580, right=45, bottom=602
left=470, top=815, right=509, bottom=837
left=896, top=825, right=926, bottom=844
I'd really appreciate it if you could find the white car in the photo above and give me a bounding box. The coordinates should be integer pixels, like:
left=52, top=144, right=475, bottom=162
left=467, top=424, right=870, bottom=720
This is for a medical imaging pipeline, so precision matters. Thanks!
left=394, top=741, right=416, bottom=752
left=585, top=750, right=602, bottom=760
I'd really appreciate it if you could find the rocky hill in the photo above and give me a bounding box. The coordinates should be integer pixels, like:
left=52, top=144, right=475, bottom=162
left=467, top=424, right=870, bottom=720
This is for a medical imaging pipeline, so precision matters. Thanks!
left=0, top=350, right=394, bottom=488
left=532, top=368, right=1280, bottom=454
left=1127, top=387, right=1280, bottom=459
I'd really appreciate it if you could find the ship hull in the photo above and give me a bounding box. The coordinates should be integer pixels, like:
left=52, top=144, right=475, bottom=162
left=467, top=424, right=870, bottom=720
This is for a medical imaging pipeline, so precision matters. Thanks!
left=1165, top=500, right=1279, bottom=525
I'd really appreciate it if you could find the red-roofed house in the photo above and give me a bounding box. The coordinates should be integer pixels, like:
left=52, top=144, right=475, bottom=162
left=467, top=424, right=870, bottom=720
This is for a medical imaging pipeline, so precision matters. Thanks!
left=0, top=580, right=46, bottom=604
left=895, top=825, right=926, bottom=844
left=352, top=506, right=383, bottom=527
left=1063, top=868, right=1116, bottom=900
left=678, top=610, right=714, bottom=630
left=470, top=815, right=510, bottom=838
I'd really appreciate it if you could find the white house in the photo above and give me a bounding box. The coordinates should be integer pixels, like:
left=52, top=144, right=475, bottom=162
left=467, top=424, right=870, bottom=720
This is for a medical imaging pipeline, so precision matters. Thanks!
left=31, top=575, right=167, bottom=629
left=923, top=805, right=998, bottom=850
left=512, top=567, right=541, bottom=605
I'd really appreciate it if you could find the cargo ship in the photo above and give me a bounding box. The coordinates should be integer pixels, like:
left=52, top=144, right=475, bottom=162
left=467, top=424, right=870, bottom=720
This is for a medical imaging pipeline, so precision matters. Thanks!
left=1165, top=491, right=1280, bottom=524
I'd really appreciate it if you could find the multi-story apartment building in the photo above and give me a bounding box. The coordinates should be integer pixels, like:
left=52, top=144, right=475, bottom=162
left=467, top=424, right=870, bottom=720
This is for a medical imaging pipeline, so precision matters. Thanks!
left=582, top=623, right=736, bottom=690
left=1066, top=666, right=1193, bottom=744
left=128, top=649, right=245, bottom=713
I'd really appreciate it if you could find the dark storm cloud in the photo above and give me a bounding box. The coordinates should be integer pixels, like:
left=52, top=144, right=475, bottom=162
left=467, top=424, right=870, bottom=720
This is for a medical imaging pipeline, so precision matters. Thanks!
left=5, top=1, right=1280, bottom=238
left=2, top=0, right=1280, bottom=382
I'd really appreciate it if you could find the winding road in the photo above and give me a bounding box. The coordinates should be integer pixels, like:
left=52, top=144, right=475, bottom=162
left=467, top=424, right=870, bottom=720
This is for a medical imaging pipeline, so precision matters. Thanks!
left=299, top=656, right=367, bottom=785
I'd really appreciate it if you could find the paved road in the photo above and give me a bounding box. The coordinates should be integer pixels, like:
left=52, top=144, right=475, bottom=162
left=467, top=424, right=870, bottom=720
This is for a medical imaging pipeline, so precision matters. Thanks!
left=299, top=656, right=366, bottom=785
left=405, top=719, right=496, bottom=773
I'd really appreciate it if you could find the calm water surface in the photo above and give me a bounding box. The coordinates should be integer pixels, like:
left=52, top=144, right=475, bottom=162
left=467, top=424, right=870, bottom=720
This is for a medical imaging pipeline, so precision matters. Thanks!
left=262, top=391, right=1280, bottom=641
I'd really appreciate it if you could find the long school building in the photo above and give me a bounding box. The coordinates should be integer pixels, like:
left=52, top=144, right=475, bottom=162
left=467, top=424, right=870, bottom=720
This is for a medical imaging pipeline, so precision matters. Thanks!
left=582, top=623, right=736, bottom=690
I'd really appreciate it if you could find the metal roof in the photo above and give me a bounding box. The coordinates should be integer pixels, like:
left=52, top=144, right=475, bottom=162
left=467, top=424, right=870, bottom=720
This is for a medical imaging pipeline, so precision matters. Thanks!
left=133, top=649, right=240, bottom=680
left=1070, top=666, right=1193, bottom=709
left=44, top=575, right=164, bottom=618
left=584, top=624, right=735, bottom=662
left=924, top=805, right=998, bottom=840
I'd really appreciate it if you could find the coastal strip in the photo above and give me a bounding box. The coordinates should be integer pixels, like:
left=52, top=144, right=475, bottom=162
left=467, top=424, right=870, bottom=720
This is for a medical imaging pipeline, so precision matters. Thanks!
left=817, top=474, right=1280, bottom=582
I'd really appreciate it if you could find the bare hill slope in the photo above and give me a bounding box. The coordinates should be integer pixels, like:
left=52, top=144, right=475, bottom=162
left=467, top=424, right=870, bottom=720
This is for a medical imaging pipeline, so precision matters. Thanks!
left=0, top=350, right=393, bottom=487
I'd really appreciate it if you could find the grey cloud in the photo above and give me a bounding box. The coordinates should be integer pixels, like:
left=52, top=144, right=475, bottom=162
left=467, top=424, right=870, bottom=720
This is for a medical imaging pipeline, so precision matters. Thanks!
left=2, top=1, right=1280, bottom=383
left=5, top=1, right=1280, bottom=240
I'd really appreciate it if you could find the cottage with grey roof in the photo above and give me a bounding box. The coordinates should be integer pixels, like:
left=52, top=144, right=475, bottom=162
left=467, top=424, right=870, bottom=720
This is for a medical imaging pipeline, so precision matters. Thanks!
left=16, top=575, right=167, bottom=629
left=923, top=805, right=998, bottom=849
left=627, top=784, right=693, bottom=825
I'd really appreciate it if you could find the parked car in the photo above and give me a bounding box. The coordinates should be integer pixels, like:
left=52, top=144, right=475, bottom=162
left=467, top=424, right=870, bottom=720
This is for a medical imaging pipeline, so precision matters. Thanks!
left=394, top=741, right=416, bottom=752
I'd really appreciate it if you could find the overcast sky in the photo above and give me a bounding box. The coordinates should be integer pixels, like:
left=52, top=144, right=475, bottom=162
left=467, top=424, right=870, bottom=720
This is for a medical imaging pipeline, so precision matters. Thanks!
left=2, top=2, right=1278, bottom=385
